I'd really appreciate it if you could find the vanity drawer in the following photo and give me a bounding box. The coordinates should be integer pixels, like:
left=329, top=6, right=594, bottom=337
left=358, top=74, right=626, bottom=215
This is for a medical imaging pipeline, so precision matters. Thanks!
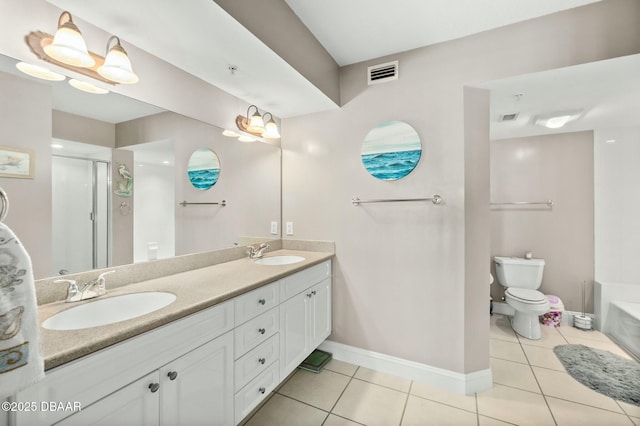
left=234, top=307, right=279, bottom=358
left=234, top=334, right=279, bottom=392
left=280, top=260, right=331, bottom=301
left=234, top=361, right=279, bottom=424
left=234, top=281, right=279, bottom=325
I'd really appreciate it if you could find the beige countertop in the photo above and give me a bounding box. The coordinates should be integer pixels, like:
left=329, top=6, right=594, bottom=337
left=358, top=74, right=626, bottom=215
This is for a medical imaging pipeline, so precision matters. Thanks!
left=38, top=249, right=333, bottom=370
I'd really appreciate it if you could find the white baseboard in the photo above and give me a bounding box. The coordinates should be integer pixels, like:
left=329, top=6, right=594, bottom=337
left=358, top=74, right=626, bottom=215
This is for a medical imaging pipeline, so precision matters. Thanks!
left=318, top=340, right=492, bottom=396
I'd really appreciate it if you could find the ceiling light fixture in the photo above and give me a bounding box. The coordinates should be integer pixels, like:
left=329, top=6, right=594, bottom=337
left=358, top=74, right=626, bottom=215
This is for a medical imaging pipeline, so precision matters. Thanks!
left=238, top=135, right=257, bottom=143
left=25, top=12, right=139, bottom=86
left=43, top=11, right=94, bottom=68
left=16, top=62, right=65, bottom=81
left=235, top=105, right=280, bottom=139
left=97, top=36, right=139, bottom=84
left=535, top=109, right=583, bottom=129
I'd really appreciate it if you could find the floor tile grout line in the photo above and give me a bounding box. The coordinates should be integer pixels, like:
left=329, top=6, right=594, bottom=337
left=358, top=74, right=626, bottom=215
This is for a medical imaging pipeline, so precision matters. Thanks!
left=520, top=335, right=559, bottom=426
left=326, top=366, right=358, bottom=416
left=543, top=394, right=633, bottom=416
left=273, top=392, right=331, bottom=417
left=397, top=382, right=411, bottom=426
left=407, top=391, right=479, bottom=415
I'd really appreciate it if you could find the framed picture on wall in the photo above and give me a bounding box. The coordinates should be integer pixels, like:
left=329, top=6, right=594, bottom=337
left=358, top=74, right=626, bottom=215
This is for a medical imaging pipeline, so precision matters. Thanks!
left=0, top=146, right=35, bottom=179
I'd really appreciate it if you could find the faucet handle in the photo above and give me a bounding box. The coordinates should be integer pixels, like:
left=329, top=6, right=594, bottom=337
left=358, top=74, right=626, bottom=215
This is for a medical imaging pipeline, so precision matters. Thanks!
left=54, top=279, right=79, bottom=302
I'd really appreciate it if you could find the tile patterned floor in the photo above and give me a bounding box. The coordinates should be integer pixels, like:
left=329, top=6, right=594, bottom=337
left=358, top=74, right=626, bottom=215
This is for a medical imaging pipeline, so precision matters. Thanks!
left=243, top=315, right=640, bottom=425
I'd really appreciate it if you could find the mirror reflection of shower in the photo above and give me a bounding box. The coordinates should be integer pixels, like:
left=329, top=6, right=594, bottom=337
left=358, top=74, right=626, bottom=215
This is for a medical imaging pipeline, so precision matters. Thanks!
left=51, top=140, right=111, bottom=275
left=123, top=139, right=175, bottom=263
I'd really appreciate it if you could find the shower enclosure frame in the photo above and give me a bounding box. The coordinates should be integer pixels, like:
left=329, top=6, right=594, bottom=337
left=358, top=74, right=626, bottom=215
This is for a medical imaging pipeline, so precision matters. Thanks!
left=53, top=154, right=112, bottom=272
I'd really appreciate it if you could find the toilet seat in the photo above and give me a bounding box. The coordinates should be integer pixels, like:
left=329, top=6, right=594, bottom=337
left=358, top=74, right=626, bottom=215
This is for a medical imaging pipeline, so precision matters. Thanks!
left=505, top=288, right=547, bottom=304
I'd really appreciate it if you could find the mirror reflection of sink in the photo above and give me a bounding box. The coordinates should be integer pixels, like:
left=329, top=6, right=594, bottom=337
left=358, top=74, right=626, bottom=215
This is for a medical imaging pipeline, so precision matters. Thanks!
left=254, top=256, right=306, bottom=266
left=42, top=292, right=177, bottom=331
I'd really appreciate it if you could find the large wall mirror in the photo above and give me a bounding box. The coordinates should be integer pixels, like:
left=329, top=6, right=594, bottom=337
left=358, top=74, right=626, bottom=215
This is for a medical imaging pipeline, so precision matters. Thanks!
left=0, top=53, right=281, bottom=279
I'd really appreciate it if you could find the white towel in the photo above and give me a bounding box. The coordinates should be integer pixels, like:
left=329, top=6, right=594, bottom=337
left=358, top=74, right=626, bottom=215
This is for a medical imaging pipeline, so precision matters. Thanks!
left=0, top=223, right=44, bottom=399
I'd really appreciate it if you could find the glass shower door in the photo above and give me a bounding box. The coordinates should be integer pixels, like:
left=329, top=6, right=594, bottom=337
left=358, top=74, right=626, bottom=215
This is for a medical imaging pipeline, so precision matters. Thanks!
left=52, top=156, right=110, bottom=275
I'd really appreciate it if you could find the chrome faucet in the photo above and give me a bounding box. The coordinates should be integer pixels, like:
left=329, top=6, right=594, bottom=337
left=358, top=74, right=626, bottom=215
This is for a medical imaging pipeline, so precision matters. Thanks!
left=54, top=270, right=116, bottom=303
left=247, top=243, right=270, bottom=259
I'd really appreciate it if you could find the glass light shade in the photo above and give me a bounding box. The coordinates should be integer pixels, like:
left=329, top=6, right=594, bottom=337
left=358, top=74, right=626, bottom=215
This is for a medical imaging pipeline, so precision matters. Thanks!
left=16, top=62, right=65, bottom=81
left=247, top=112, right=265, bottom=133
left=44, top=23, right=95, bottom=68
left=238, top=135, right=256, bottom=143
left=262, top=120, right=280, bottom=139
left=69, top=79, right=109, bottom=94
left=222, top=129, right=240, bottom=137
left=97, top=44, right=139, bottom=84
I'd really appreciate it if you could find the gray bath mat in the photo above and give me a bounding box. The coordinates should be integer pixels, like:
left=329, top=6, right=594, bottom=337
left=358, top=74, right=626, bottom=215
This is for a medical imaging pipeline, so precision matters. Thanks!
left=553, top=344, right=640, bottom=406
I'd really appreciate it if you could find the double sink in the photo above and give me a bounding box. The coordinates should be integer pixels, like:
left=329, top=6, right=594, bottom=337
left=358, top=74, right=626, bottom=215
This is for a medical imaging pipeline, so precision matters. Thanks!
left=42, top=255, right=305, bottom=331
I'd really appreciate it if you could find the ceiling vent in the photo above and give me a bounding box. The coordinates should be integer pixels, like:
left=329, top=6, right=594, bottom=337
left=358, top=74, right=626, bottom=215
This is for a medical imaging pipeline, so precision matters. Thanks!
left=367, top=60, right=398, bottom=85
left=500, top=112, right=519, bottom=122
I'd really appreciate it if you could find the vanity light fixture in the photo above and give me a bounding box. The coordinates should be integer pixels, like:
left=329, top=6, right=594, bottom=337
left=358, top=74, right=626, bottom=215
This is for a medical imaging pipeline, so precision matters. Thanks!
left=25, top=11, right=139, bottom=86
left=262, top=113, right=281, bottom=139
left=235, top=105, right=280, bottom=139
left=535, top=109, right=583, bottom=129
left=68, top=78, right=109, bottom=94
left=97, top=36, right=139, bottom=84
left=222, top=129, right=240, bottom=137
left=43, top=11, right=94, bottom=67
left=16, top=62, right=65, bottom=81
left=238, top=135, right=257, bottom=143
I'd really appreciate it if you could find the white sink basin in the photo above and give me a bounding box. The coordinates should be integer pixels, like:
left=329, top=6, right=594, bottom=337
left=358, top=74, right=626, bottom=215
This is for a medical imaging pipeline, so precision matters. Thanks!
left=254, top=255, right=306, bottom=266
left=42, top=292, right=177, bottom=331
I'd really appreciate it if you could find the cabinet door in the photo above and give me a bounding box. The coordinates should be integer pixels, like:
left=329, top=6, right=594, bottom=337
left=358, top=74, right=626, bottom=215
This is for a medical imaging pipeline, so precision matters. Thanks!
left=57, top=372, right=160, bottom=426
left=159, top=331, right=233, bottom=426
left=279, top=291, right=310, bottom=380
left=309, top=278, right=332, bottom=349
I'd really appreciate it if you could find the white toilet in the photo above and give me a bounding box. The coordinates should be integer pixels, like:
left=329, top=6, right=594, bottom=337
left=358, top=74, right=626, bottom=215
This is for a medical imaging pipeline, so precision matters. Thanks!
left=494, top=256, right=550, bottom=340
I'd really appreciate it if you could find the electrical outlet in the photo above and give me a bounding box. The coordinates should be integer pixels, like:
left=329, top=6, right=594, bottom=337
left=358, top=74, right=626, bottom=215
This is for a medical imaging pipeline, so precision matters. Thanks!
left=270, top=221, right=278, bottom=235
left=286, top=221, right=294, bottom=235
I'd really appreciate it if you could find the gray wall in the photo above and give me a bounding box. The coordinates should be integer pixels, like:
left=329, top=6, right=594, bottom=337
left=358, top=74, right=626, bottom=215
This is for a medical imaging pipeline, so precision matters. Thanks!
left=116, top=112, right=281, bottom=255
left=490, top=131, right=595, bottom=312
left=281, top=0, right=640, bottom=375
left=0, top=73, right=52, bottom=279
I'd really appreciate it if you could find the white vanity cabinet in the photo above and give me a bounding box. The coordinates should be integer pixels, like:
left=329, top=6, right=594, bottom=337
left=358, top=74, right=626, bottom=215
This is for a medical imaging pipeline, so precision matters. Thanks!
left=14, top=258, right=332, bottom=426
left=232, top=282, right=280, bottom=423
left=15, top=300, right=234, bottom=426
left=279, top=262, right=332, bottom=380
left=57, top=332, right=235, bottom=426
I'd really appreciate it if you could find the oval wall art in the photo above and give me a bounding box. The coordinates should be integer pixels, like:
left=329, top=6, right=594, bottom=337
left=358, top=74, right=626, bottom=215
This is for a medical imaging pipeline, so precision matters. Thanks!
left=361, top=120, right=422, bottom=181
left=187, top=148, right=220, bottom=190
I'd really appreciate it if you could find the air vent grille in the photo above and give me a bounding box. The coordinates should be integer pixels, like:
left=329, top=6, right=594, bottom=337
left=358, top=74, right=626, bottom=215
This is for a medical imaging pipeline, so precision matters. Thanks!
left=500, top=113, right=519, bottom=122
left=367, top=60, right=398, bottom=85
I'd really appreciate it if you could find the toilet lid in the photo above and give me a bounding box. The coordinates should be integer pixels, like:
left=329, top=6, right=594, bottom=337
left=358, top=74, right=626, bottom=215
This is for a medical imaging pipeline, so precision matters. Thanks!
left=506, top=288, right=547, bottom=304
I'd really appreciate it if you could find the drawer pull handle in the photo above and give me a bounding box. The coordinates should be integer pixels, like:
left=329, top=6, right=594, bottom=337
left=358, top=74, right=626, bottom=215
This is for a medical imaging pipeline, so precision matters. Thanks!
left=258, top=357, right=266, bottom=365
left=149, top=383, right=160, bottom=393
left=259, top=387, right=266, bottom=394
left=258, top=298, right=266, bottom=305
left=167, top=371, right=178, bottom=381
left=311, top=290, right=317, bottom=296
left=307, top=293, right=312, bottom=298
left=258, top=328, right=266, bottom=334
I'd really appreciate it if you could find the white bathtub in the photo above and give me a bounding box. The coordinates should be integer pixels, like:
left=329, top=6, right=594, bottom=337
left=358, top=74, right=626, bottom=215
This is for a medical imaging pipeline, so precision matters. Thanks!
left=595, top=281, right=640, bottom=360
left=606, top=301, right=640, bottom=360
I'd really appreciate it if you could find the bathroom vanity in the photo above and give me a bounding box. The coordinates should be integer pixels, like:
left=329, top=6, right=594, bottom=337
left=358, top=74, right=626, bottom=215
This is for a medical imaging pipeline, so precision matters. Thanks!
left=10, top=250, right=332, bottom=426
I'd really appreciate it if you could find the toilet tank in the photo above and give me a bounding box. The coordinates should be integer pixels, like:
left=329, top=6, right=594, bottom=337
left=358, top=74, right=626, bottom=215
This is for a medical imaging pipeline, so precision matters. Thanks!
left=494, top=256, right=545, bottom=289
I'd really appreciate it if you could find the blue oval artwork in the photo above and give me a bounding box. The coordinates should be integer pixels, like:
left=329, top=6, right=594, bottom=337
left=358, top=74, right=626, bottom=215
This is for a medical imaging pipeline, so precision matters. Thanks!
left=188, top=148, right=220, bottom=190
left=361, top=121, right=422, bottom=181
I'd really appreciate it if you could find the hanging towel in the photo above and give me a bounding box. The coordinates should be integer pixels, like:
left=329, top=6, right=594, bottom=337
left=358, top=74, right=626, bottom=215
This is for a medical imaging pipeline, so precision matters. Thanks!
left=0, top=223, right=44, bottom=399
